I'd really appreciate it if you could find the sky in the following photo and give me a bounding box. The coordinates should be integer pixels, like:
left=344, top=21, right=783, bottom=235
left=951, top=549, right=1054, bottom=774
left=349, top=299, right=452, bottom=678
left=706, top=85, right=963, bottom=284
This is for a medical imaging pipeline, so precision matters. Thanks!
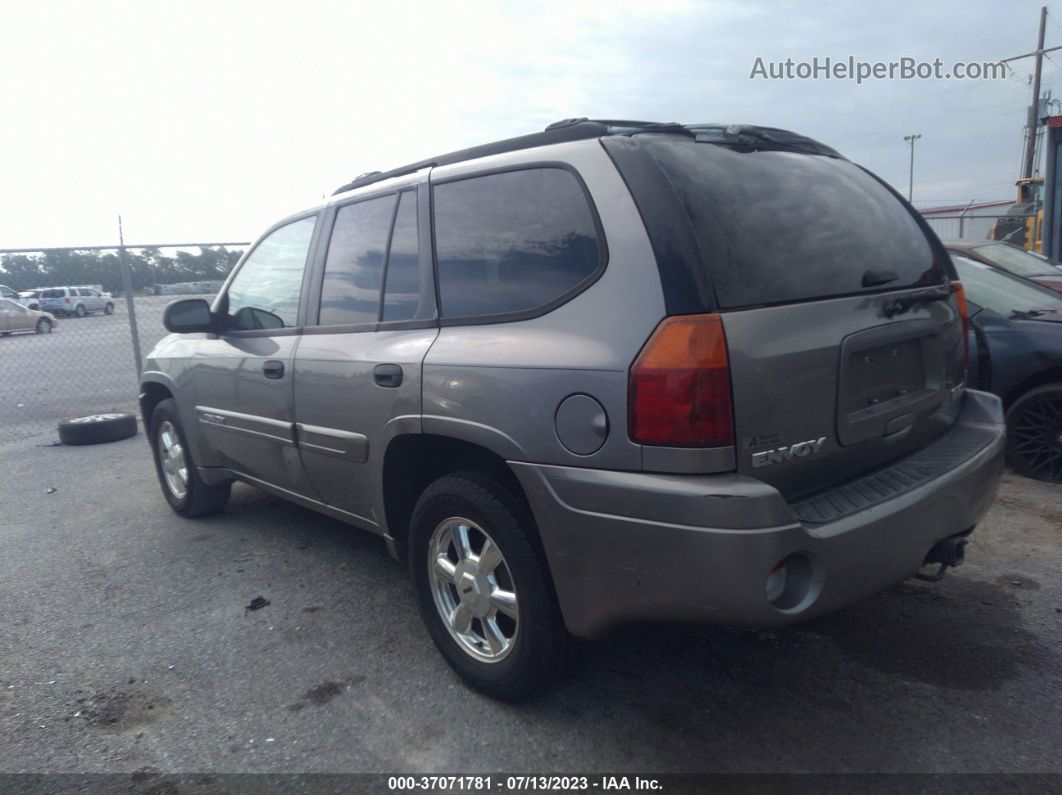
left=0, top=0, right=1057, bottom=248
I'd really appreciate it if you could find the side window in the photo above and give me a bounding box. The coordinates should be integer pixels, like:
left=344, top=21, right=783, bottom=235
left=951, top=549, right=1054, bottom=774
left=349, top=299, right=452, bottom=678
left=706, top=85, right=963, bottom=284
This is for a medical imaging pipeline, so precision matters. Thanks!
left=432, top=168, right=602, bottom=319
left=226, top=215, right=317, bottom=330
left=318, top=195, right=396, bottom=326
left=381, top=191, right=419, bottom=322
left=79, top=289, right=92, bottom=297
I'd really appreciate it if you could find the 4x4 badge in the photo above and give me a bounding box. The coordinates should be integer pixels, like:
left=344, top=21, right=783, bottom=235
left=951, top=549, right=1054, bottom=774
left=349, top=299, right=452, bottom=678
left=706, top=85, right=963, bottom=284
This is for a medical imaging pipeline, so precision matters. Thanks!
left=751, top=437, right=827, bottom=468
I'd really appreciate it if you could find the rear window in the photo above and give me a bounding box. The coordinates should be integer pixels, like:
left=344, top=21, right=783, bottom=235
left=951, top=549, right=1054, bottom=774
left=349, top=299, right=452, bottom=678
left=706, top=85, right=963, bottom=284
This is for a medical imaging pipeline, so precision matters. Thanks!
left=432, top=167, right=602, bottom=319
left=639, top=138, right=944, bottom=309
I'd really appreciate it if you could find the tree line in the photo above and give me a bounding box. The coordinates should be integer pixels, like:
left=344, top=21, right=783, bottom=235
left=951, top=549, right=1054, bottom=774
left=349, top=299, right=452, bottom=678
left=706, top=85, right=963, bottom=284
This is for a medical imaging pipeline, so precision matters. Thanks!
left=0, top=247, right=244, bottom=294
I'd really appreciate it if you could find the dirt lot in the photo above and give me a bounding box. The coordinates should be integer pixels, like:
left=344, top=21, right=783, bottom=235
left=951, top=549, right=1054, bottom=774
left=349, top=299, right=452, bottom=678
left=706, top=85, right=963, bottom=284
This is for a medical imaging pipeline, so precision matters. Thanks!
left=0, top=427, right=1059, bottom=777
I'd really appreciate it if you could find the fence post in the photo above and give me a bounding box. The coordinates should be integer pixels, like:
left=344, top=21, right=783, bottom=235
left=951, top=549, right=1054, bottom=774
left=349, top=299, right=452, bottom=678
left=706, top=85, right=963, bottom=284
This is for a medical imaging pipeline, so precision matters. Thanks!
left=117, top=216, right=144, bottom=377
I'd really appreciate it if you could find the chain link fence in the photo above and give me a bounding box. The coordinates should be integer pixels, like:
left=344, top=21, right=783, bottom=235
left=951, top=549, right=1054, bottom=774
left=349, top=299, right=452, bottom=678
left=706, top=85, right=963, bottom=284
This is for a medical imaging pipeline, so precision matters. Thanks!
left=1, top=244, right=247, bottom=442
left=921, top=212, right=1039, bottom=248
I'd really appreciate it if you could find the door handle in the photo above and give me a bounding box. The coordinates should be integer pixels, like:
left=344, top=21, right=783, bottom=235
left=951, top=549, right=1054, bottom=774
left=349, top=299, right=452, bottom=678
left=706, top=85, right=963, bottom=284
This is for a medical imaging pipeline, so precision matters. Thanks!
left=263, top=360, right=285, bottom=379
left=373, top=363, right=403, bottom=388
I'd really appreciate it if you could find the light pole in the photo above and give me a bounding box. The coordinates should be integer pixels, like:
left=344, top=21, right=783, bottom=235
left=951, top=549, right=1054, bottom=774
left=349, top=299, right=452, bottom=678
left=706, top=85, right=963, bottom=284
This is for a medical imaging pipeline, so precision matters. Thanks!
left=903, top=133, right=922, bottom=202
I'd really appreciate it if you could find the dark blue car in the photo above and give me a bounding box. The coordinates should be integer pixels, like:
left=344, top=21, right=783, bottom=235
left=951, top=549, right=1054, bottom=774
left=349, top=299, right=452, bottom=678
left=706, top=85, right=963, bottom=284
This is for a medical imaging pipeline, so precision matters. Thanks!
left=951, top=254, right=1062, bottom=482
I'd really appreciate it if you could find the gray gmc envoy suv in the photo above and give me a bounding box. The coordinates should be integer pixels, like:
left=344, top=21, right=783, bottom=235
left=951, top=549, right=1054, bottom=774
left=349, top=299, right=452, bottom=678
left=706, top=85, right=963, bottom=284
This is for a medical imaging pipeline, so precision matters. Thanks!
left=141, top=119, right=1006, bottom=699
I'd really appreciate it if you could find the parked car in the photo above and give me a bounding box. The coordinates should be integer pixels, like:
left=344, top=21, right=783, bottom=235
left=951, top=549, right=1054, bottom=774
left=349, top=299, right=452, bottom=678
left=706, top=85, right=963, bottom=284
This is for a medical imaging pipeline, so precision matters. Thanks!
left=944, top=240, right=1062, bottom=292
left=38, top=286, right=115, bottom=318
left=950, top=254, right=1062, bottom=483
left=17, top=290, right=42, bottom=310
left=0, top=298, right=58, bottom=335
left=140, top=119, right=1005, bottom=699
left=0, top=284, right=18, bottom=300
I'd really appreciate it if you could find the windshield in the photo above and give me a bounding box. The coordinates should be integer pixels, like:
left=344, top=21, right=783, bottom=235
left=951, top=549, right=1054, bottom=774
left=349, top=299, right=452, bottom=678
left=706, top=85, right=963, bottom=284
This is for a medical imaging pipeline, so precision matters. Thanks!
left=953, top=255, right=1062, bottom=318
left=639, top=137, right=944, bottom=309
left=969, top=242, right=1062, bottom=278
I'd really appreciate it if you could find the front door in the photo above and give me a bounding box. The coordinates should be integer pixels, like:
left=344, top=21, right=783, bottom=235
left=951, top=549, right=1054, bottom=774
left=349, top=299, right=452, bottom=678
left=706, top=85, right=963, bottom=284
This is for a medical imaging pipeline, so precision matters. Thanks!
left=192, top=213, right=321, bottom=497
left=293, top=184, right=438, bottom=527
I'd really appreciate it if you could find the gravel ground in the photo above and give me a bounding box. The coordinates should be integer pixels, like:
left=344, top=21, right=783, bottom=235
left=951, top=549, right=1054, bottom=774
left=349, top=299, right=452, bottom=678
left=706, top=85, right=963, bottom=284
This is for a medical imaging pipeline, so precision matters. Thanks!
left=0, top=427, right=1059, bottom=776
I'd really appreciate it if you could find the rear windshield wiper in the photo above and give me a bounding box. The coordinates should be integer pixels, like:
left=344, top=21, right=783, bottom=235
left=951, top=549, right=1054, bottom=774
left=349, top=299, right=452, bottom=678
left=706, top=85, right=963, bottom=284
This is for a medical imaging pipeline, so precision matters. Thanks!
left=882, top=285, right=952, bottom=318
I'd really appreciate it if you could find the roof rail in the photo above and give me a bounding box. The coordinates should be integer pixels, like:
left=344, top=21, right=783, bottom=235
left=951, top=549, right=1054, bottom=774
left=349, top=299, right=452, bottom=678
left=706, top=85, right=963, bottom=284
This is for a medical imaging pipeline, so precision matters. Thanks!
left=331, top=119, right=837, bottom=195
left=332, top=119, right=614, bottom=195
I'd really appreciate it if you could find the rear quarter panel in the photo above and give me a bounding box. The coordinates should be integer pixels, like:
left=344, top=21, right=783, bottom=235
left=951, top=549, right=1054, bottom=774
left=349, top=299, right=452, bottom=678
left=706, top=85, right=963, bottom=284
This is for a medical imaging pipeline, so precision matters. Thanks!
left=422, top=140, right=665, bottom=470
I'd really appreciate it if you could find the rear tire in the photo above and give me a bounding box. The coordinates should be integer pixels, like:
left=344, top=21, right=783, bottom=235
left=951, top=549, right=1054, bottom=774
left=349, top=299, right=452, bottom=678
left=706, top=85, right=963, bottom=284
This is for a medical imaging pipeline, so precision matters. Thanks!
left=35, top=318, right=52, bottom=334
left=1006, top=383, right=1062, bottom=483
left=150, top=398, right=231, bottom=517
left=409, top=470, right=567, bottom=701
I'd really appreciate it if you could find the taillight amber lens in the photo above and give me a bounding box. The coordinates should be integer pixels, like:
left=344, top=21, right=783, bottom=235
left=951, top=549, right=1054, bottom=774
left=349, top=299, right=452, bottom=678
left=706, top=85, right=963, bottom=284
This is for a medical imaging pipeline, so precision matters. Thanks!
left=628, top=313, right=734, bottom=447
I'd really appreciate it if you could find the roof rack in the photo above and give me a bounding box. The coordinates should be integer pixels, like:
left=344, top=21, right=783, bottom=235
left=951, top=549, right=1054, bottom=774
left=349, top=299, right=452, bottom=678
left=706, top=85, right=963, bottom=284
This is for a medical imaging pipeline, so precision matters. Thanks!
left=332, top=119, right=838, bottom=195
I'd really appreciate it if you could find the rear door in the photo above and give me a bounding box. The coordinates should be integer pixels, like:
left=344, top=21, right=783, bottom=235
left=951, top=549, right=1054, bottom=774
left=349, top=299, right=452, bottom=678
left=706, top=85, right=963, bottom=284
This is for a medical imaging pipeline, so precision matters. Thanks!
left=293, top=179, right=437, bottom=527
left=627, top=136, right=965, bottom=498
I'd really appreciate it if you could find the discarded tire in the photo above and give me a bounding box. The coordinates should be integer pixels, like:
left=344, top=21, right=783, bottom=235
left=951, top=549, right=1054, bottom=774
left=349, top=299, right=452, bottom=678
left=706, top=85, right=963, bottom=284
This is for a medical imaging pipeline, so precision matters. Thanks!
left=58, top=413, right=139, bottom=445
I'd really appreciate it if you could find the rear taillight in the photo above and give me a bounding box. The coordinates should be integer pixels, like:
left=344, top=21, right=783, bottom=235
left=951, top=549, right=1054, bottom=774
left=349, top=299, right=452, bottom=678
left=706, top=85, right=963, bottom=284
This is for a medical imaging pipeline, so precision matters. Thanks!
left=953, top=282, right=970, bottom=372
left=629, top=313, right=734, bottom=447
left=64, top=298, right=71, bottom=304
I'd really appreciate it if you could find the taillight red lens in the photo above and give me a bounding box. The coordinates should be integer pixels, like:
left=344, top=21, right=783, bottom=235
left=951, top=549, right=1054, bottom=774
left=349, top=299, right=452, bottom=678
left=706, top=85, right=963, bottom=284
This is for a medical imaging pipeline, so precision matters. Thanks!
left=953, top=282, right=970, bottom=372
left=629, top=313, right=734, bottom=447
left=64, top=298, right=71, bottom=304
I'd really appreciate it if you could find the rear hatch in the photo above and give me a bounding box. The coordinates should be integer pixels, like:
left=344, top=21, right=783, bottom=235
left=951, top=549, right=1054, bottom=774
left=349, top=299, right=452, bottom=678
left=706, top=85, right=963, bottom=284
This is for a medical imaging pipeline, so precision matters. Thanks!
left=633, top=133, right=966, bottom=499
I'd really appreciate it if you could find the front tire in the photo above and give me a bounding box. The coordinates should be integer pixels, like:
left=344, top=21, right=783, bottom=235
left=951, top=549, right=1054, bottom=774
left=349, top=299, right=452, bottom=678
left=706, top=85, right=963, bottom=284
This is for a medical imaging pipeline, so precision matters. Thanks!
left=150, top=398, right=231, bottom=517
left=1006, top=383, right=1062, bottom=483
left=409, top=470, right=566, bottom=700
left=104, top=302, right=114, bottom=315
left=36, top=318, right=52, bottom=334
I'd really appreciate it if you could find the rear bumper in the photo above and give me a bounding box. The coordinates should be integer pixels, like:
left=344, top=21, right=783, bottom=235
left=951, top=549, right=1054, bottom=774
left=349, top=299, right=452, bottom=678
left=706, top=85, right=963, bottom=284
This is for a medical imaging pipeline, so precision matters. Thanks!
left=510, top=389, right=1005, bottom=639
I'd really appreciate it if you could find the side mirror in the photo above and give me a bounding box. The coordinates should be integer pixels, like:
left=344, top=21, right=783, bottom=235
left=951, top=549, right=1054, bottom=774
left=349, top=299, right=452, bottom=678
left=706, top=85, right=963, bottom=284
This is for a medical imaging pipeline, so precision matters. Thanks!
left=163, top=298, right=215, bottom=334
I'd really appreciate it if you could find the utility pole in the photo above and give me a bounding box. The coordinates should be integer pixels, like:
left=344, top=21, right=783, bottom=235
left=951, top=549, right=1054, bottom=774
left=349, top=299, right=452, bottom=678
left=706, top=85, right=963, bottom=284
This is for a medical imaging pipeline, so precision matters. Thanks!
left=903, top=134, right=921, bottom=202
left=1002, top=6, right=1062, bottom=179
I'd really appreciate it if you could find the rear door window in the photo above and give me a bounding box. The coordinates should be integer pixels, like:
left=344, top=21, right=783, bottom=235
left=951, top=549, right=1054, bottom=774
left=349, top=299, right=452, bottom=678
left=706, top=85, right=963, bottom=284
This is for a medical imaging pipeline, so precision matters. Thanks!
left=381, top=191, right=420, bottom=322
left=638, top=138, right=944, bottom=309
left=318, top=195, right=397, bottom=326
left=432, top=167, right=603, bottom=320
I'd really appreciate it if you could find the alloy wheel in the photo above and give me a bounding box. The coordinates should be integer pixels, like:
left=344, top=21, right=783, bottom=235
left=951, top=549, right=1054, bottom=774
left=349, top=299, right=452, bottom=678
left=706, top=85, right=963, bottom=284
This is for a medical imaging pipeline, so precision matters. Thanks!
left=428, top=517, right=519, bottom=662
left=156, top=420, right=189, bottom=499
left=1009, top=390, right=1062, bottom=482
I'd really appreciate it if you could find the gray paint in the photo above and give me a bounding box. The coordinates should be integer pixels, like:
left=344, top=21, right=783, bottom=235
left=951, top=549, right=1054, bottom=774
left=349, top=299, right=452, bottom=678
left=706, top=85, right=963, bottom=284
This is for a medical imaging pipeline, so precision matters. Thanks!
left=554, top=394, right=608, bottom=455
left=140, top=131, right=1007, bottom=645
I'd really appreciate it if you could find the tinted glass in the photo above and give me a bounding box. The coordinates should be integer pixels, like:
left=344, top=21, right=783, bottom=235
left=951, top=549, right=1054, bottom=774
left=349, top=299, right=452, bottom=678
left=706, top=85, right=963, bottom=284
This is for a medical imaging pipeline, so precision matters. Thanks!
left=78, top=289, right=92, bottom=297
left=319, top=195, right=396, bottom=326
left=382, top=192, right=420, bottom=322
left=42, top=289, right=64, bottom=298
left=226, top=215, right=316, bottom=330
left=640, top=138, right=943, bottom=309
left=433, top=168, right=601, bottom=318
left=953, top=255, right=1062, bottom=317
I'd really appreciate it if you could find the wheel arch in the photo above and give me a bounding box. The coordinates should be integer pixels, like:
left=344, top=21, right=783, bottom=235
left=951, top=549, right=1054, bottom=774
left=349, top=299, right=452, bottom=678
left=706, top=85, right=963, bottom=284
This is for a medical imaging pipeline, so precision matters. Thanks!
left=139, top=375, right=176, bottom=428
left=1003, top=367, right=1062, bottom=411
left=380, top=433, right=534, bottom=562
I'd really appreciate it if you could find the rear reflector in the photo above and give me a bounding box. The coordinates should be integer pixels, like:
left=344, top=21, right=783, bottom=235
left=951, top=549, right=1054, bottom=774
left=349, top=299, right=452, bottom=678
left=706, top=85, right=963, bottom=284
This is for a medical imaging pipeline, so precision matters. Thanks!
left=629, top=313, right=734, bottom=447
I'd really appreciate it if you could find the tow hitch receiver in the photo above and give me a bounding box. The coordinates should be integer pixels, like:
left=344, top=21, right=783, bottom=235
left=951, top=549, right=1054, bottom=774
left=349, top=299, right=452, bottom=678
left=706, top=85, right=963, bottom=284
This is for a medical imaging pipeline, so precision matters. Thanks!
left=914, top=535, right=968, bottom=583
